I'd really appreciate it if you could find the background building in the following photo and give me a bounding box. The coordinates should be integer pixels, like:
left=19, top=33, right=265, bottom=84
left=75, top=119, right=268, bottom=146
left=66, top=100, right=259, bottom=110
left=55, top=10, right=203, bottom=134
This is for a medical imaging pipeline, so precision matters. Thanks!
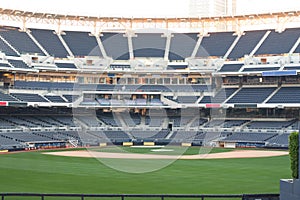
left=189, top=0, right=236, bottom=17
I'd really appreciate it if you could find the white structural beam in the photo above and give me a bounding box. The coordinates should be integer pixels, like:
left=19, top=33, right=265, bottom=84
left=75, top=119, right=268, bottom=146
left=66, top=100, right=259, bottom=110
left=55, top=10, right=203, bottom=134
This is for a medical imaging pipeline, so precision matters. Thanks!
left=289, top=36, right=300, bottom=54
left=191, top=35, right=204, bottom=58
left=128, top=36, right=134, bottom=59
left=57, top=33, right=74, bottom=57
left=163, top=32, right=172, bottom=61
left=223, top=34, right=242, bottom=59
left=125, top=31, right=136, bottom=60
left=26, top=30, right=49, bottom=56
left=0, top=35, right=20, bottom=56
left=96, top=34, right=108, bottom=58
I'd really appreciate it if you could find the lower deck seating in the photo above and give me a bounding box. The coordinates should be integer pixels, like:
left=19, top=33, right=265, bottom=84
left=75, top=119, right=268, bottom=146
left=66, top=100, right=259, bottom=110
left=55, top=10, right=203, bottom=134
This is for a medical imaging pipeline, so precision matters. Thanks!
left=121, top=113, right=141, bottom=127
left=246, top=120, right=295, bottom=129
left=0, top=134, right=22, bottom=147
left=76, top=116, right=102, bottom=127
left=0, top=132, right=56, bottom=142
left=145, top=116, right=164, bottom=127
left=0, top=106, right=296, bottom=148
left=170, top=131, right=199, bottom=141
left=103, top=131, right=130, bottom=140
left=55, top=116, right=77, bottom=127
left=130, top=130, right=169, bottom=139
left=266, top=133, right=289, bottom=147
left=97, top=112, right=120, bottom=127
left=223, top=132, right=277, bottom=142
left=0, top=117, right=17, bottom=129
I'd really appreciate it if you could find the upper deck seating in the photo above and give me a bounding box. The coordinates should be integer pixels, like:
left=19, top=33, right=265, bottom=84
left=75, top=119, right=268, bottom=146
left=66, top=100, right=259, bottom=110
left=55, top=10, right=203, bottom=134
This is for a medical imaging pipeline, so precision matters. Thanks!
left=255, top=28, right=300, bottom=55
left=30, top=28, right=69, bottom=58
left=0, top=27, right=44, bottom=55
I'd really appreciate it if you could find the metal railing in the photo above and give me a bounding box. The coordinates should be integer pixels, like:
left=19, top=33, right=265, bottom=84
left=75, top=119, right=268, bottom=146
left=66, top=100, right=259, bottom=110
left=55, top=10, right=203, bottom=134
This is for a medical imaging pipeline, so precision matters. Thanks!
left=0, top=193, right=280, bottom=200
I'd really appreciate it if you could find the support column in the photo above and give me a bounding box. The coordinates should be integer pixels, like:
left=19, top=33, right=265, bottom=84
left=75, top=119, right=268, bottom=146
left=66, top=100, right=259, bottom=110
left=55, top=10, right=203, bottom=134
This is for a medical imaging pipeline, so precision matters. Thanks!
left=163, top=32, right=172, bottom=61
left=125, top=30, right=136, bottom=60
left=95, top=33, right=108, bottom=58
left=191, top=34, right=204, bottom=58
left=223, top=33, right=242, bottom=59
left=57, top=33, right=74, bottom=57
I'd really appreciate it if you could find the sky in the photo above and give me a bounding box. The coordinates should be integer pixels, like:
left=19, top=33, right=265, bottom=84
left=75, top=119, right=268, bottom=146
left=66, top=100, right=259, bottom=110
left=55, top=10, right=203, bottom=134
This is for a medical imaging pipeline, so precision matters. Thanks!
left=0, top=0, right=299, bottom=18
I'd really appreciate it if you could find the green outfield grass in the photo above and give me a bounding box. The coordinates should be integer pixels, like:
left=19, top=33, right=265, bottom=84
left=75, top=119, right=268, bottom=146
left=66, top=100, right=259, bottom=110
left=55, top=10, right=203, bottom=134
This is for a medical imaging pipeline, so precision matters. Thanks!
left=0, top=147, right=290, bottom=196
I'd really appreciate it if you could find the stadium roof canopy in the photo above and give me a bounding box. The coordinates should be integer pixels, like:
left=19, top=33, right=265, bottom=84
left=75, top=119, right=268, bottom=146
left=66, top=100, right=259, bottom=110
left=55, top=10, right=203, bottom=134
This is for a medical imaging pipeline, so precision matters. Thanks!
left=0, top=8, right=300, bottom=33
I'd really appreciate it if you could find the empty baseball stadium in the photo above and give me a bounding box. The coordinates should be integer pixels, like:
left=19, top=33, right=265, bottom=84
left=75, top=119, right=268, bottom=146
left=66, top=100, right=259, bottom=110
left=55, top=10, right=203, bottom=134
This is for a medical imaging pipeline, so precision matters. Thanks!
left=0, top=9, right=299, bottom=155
left=1, top=3, right=300, bottom=198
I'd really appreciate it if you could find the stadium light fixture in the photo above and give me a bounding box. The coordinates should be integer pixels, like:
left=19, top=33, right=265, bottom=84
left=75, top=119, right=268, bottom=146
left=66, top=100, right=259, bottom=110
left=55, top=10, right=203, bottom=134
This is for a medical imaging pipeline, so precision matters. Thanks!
left=14, top=11, right=21, bottom=15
